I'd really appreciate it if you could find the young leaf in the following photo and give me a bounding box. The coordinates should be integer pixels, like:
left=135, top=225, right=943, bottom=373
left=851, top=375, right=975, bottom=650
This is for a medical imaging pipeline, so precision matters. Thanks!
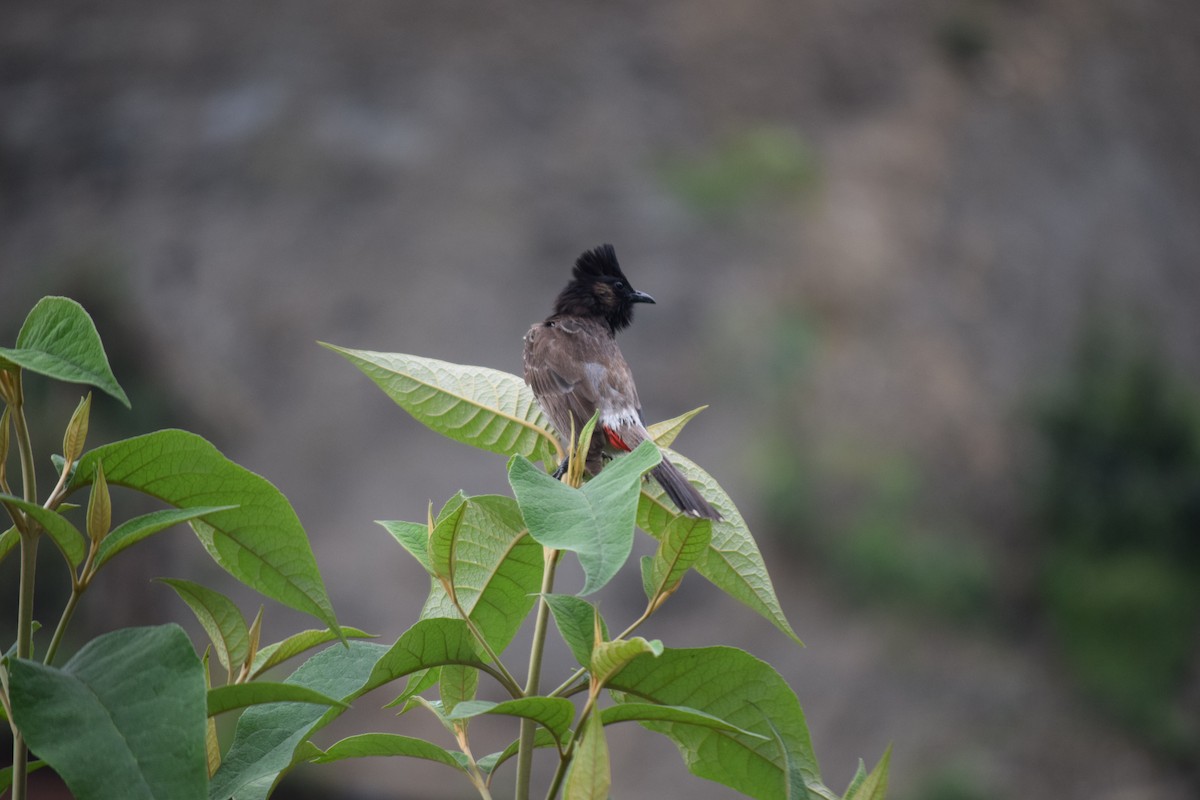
left=7, top=625, right=207, bottom=800
left=844, top=745, right=891, bottom=800
left=321, top=345, right=560, bottom=464
left=444, top=698, right=576, bottom=746
left=210, top=641, right=389, bottom=800
left=378, top=519, right=434, bottom=574
left=158, top=578, right=250, bottom=678
left=418, top=495, right=543, bottom=653
left=309, top=733, right=467, bottom=773
left=638, top=447, right=802, bottom=645
left=95, top=506, right=239, bottom=569
left=86, top=460, right=111, bottom=543
left=250, top=627, right=377, bottom=679
left=508, top=440, right=661, bottom=595
left=590, top=637, right=663, bottom=689
left=206, top=682, right=347, bottom=716
left=67, top=429, right=340, bottom=635
left=608, top=645, right=824, bottom=800
left=0, top=493, right=86, bottom=567
left=646, top=515, right=713, bottom=603
left=428, top=494, right=469, bottom=585
left=0, top=526, right=15, bottom=566
left=63, top=392, right=92, bottom=464
left=647, top=405, right=708, bottom=448
left=543, top=594, right=610, bottom=667
left=564, top=711, right=610, bottom=800
left=0, top=297, right=130, bottom=407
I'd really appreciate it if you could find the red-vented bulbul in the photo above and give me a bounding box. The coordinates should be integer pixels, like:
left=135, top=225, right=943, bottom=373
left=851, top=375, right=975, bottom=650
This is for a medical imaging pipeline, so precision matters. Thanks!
left=523, top=244, right=722, bottom=520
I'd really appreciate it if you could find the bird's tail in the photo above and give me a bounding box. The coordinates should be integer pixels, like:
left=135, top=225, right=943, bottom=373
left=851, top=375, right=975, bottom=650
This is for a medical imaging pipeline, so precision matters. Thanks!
left=651, top=456, right=723, bottom=521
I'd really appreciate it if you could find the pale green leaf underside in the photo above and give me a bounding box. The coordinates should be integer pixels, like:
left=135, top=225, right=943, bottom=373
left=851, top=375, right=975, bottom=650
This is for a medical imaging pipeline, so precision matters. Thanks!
left=321, top=345, right=560, bottom=464
left=638, top=448, right=802, bottom=645
left=419, top=495, right=543, bottom=654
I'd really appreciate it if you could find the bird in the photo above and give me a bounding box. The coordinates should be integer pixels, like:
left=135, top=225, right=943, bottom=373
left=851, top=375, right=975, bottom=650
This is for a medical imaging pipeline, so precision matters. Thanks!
left=523, top=244, right=722, bottom=520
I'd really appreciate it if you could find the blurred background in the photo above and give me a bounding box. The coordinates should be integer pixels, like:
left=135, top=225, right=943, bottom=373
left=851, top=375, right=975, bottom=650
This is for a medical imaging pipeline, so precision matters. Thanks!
left=3, top=1, right=1199, bottom=798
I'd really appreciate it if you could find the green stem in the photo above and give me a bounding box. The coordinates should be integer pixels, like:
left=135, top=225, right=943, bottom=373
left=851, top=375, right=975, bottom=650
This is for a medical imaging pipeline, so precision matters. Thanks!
left=10, top=380, right=38, bottom=800
left=44, top=567, right=89, bottom=667
left=450, top=590, right=523, bottom=697
left=515, top=548, right=559, bottom=800
left=12, top=530, right=37, bottom=800
left=543, top=753, right=570, bottom=800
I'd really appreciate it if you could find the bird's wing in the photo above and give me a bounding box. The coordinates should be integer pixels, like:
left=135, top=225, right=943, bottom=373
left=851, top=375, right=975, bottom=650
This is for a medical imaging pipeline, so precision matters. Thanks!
left=523, top=321, right=602, bottom=440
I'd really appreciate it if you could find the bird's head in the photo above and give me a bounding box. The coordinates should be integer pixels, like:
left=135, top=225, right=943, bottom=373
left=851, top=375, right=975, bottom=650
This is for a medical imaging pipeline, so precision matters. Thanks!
left=552, top=244, right=656, bottom=332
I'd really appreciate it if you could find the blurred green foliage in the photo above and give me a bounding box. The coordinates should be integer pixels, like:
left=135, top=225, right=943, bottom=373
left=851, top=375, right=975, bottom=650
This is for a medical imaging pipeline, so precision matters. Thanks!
left=907, top=766, right=996, bottom=800
left=829, top=456, right=994, bottom=624
left=1035, top=324, right=1200, bottom=755
left=661, top=127, right=817, bottom=217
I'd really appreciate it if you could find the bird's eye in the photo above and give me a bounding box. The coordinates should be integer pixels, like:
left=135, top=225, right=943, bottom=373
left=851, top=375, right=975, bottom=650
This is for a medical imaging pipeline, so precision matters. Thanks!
left=614, top=281, right=625, bottom=290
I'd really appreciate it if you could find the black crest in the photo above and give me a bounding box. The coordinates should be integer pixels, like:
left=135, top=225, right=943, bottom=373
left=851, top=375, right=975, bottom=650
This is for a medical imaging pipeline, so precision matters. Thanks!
left=552, top=244, right=647, bottom=333
left=572, top=243, right=625, bottom=282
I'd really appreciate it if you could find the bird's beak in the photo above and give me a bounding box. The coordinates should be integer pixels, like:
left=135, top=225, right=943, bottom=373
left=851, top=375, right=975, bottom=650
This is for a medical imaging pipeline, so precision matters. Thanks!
left=630, top=290, right=656, bottom=304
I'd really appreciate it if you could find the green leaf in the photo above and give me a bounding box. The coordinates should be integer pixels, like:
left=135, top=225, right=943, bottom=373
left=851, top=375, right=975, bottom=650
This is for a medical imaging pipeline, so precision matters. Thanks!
left=321, top=345, right=559, bottom=463
left=0, top=760, right=47, bottom=793
left=428, top=493, right=468, bottom=583
left=67, top=430, right=340, bottom=635
left=86, top=461, right=111, bottom=543
left=418, top=495, right=543, bottom=652
left=0, top=297, right=130, bottom=407
left=609, top=645, right=823, bottom=800
left=590, top=637, right=662, bottom=688
left=206, top=682, right=347, bottom=716
left=0, top=493, right=86, bottom=567
left=445, top=698, right=576, bottom=746
left=844, top=745, right=891, bottom=800
left=564, top=710, right=610, bottom=800
left=439, top=664, right=478, bottom=715
left=0, top=526, right=15, bottom=566
left=366, top=618, right=490, bottom=691
left=250, top=627, right=377, bottom=679
left=509, top=441, right=662, bottom=594
left=96, top=506, right=239, bottom=569
left=543, top=594, right=609, bottom=667
left=158, top=578, right=250, bottom=678
left=308, top=733, right=466, bottom=773
left=638, top=448, right=802, bottom=645
left=8, top=625, right=207, bottom=800
left=646, top=515, right=713, bottom=602
left=600, top=703, right=768, bottom=740
left=647, top=405, right=708, bottom=448
left=378, top=519, right=433, bottom=573
left=63, top=392, right=92, bottom=464
left=210, top=641, right=389, bottom=800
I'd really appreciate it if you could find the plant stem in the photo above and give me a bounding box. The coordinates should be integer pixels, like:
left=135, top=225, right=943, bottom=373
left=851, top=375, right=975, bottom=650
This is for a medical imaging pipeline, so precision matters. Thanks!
left=514, top=547, right=559, bottom=800
left=10, top=381, right=38, bottom=800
